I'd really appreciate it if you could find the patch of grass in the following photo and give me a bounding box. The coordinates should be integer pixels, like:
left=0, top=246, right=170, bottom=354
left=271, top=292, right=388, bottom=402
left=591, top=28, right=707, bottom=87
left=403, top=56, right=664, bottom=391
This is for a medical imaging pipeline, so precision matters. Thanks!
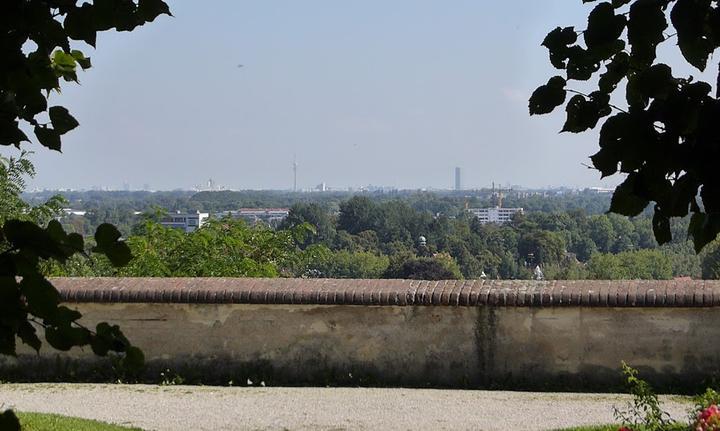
left=553, top=424, right=687, bottom=431
left=551, top=426, right=618, bottom=431
left=16, top=412, right=142, bottom=431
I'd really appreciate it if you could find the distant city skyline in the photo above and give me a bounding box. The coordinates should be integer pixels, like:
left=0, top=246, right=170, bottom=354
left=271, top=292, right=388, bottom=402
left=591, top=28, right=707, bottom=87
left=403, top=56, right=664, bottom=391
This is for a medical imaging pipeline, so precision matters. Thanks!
left=7, top=1, right=715, bottom=191
left=27, top=178, right=613, bottom=194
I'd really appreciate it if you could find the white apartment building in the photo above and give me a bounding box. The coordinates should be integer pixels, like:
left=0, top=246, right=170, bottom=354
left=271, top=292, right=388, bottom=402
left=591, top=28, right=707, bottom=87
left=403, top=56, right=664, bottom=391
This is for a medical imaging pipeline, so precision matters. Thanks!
left=217, top=208, right=290, bottom=226
left=160, top=211, right=209, bottom=233
left=467, top=206, right=523, bottom=224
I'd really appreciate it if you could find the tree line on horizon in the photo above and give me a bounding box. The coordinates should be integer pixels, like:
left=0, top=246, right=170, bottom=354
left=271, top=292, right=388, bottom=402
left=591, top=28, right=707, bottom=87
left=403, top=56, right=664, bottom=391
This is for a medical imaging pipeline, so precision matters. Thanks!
left=46, top=195, right=720, bottom=281
left=8, top=153, right=720, bottom=281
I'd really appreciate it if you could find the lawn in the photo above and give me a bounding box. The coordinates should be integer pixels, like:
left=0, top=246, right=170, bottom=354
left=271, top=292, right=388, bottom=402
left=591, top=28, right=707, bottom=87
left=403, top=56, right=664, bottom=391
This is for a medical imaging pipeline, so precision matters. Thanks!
left=16, top=412, right=142, bottom=431
left=553, top=427, right=617, bottom=431
left=554, top=425, right=688, bottom=431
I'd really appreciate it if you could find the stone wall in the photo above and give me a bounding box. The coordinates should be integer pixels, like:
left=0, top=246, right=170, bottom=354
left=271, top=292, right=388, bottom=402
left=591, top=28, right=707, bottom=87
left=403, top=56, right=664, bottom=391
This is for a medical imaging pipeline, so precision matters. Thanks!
left=2, top=278, right=719, bottom=392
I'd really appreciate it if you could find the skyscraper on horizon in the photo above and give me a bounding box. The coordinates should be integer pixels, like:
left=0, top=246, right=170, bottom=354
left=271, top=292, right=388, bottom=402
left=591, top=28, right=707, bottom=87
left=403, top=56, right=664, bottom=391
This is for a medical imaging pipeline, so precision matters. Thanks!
left=454, top=167, right=462, bottom=191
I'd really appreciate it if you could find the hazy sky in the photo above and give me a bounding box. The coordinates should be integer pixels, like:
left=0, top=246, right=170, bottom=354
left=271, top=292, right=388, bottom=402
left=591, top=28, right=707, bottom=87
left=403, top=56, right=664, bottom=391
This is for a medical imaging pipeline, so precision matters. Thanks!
left=9, top=1, right=709, bottom=191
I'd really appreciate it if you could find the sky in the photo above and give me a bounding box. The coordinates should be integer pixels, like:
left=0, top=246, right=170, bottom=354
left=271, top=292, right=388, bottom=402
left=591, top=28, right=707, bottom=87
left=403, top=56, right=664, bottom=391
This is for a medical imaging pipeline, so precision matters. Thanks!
left=9, top=1, right=711, bottom=191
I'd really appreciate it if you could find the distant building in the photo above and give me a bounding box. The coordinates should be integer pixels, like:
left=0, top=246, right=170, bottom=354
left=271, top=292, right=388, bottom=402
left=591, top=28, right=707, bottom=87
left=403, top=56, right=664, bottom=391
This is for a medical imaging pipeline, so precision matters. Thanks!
left=586, top=187, right=614, bottom=194
left=160, top=211, right=209, bottom=233
left=454, top=167, right=462, bottom=191
left=194, top=178, right=227, bottom=192
left=62, top=208, right=87, bottom=216
left=468, top=206, right=523, bottom=224
left=293, top=156, right=298, bottom=192
left=218, top=208, right=290, bottom=226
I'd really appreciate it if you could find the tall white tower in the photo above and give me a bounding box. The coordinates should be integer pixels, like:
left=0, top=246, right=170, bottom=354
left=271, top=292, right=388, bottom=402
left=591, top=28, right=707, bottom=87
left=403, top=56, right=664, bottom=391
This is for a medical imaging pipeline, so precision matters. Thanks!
left=293, top=155, right=298, bottom=192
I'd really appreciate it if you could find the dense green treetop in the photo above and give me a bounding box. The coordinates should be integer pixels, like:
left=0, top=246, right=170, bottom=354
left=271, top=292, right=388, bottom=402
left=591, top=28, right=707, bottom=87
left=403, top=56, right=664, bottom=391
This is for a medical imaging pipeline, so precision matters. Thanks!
left=0, top=151, right=65, bottom=226
left=46, top=190, right=708, bottom=281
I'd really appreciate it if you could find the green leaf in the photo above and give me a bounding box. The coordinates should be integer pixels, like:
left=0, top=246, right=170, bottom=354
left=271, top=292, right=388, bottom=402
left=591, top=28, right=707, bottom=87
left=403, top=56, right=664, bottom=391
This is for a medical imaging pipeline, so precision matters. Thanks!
left=561, top=92, right=610, bottom=133
left=34, top=126, right=61, bottom=151
left=67, top=233, right=85, bottom=253
left=17, top=89, right=48, bottom=117
left=590, top=147, right=619, bottom=177
left=665, top=174, right=699, bottom=217
left=40, top=220, right=84, bottom=259
left=93, top=0, right=141, bottom=32
left=95, top=223, right=122, bottom=246
left=4, top=220, right=63, bottom=259
left=566, top=46, right=601, bottom=80
left=610, top=173, right=650, bottom=216
left=0, top=121, right=30, bottom=147
left=138, top=0, right=172, bottom=21
left=584, top=3, right=627, bottom=52
left=0, top=326, right=17, bottom=356
left=591, top=112, right=657, bottom=177
left=529, top=76, right=566, bottom=115
left=652, top=209, right=672, bottom=245
left=45, top=219, right=65, bottom=242
left=0, top=410, right=21, bottom=431
left=93, top=224, right=132, bottom=267
left=627, top=0, right=668, bottom=69
left=70, top=50, right=92, bottom=69
left=636, top=64, right=676, bottom=100
left=51, top=50, right=76, bottom=69
left=51, top=50, right=78, bottom=82
left=671, top=0, right=713, bottom=71
left=688, top=212, right=720, bottom=252
left=20, top=276, right=60, bottom=319
left=26, top=50, right=60, bottom=91
left=701, top=182, right=720, bottom=214
left=542, top=27, right=577, bottom=69
left=63, top=3, right=97, bottom=46
left=626, top=75, right=649, bottom=108
left=49, top=106, right=80, bottom=135
left=599, top=52, right=630, bottom=93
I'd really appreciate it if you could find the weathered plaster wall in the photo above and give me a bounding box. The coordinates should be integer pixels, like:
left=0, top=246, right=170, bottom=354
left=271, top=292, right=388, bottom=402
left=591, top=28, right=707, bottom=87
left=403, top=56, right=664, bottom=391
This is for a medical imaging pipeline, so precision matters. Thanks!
left=4, top=302, right=719, bottom=391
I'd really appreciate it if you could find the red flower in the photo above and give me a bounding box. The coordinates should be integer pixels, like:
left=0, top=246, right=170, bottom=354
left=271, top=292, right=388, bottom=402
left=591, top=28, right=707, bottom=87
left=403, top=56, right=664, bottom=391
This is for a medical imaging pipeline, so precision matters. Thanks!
left=695, top=405, right=720, bottom=431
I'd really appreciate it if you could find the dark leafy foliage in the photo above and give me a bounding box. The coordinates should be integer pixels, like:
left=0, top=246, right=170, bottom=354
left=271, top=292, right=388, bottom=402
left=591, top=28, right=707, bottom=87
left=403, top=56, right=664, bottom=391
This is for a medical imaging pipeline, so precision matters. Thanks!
left=0, top=1, right=170, bottom=425
left=1, top=0, right=171, bottom=151
left=531, top=0, right=720, bottom=252
left=0, top=219, right=137, bottom=359
left=0, top=411, right=20, bottom=431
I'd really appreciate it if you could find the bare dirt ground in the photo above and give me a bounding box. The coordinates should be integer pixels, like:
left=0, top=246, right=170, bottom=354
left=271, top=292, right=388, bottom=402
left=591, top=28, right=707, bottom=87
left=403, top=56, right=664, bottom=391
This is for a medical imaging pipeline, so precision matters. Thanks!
left=0, top=384, right=693, bottom=431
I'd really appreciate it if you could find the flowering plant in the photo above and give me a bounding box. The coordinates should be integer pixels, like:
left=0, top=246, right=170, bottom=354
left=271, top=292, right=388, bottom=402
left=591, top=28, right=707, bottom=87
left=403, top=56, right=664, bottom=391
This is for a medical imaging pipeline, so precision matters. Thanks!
left=694, top=405, right=720, bottom=431
left=614, top=368, right=720, bottom=431
left=614, top=363, right=671, bottom=431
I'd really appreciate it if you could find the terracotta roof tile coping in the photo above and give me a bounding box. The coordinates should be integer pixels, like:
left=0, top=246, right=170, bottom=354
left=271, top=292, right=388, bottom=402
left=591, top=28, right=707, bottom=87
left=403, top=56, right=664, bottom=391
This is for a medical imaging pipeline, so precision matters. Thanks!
left=48, top=278, right=720, bottom=307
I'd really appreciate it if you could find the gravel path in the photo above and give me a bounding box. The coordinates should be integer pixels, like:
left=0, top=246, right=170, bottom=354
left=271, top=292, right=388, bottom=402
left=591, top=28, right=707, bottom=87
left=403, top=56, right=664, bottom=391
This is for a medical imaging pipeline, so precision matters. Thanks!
left=0, top=384, right=693, bottom=431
